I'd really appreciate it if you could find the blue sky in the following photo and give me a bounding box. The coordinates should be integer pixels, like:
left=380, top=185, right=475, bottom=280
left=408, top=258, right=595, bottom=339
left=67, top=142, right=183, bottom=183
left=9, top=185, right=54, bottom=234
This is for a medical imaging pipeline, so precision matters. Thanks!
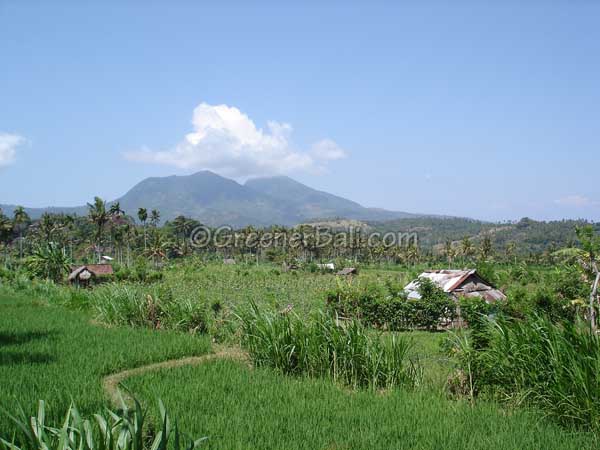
left=1, top=1, right=599, bottom=221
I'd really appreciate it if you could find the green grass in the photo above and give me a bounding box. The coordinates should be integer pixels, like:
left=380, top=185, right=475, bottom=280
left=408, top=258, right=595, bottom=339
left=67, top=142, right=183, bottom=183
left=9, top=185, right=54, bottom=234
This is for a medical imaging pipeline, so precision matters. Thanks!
left=0, top=292, right=211, bottom=434
left=125, top=359, right=598, bottom=450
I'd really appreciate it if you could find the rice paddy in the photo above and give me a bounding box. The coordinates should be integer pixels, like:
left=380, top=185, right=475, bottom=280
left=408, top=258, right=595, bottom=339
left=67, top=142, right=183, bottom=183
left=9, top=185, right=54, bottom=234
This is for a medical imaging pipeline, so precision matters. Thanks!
left=1, top=264, right=599, bottom=449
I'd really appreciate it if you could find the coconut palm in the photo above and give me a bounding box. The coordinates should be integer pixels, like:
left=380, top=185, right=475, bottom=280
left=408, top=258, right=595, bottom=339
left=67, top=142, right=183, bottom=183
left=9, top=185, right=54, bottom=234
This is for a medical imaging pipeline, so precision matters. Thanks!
left=87, top=197, right=109, bottom=262
left=145, top=231, right=170, bottom=268
left=12, top=205, right=30, bottom=259
left=138, top=207, right=148, bottom=250
left=461, top=236, right=474, bottom=263
left=150, top=209, right=161, bottom=227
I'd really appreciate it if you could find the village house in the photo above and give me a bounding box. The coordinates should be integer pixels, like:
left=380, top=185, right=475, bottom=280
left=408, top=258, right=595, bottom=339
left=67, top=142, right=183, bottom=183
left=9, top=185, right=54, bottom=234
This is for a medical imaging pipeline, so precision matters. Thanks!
left=68, top=264, right=114, bottom=287
left=404, top=269, right=506, bottom=302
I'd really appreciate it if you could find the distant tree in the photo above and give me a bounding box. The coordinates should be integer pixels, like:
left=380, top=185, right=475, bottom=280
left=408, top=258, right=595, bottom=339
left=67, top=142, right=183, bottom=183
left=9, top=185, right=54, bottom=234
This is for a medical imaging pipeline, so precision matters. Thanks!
left=479, top=236, right=493, bottom=261
left=0, top=208, right=13, bottom=263
left=12, top=206, right=30, bottom=259
left=87, top=197, right=109, bottom=262
left=505, top=241, right=517, bottom=263
left=443, top=238, right=455, bottom=266
left=461, top=236, right=474, bottom=263
left=138, top=208, right=148, bottom=250
left=150, top=209, right=161, bottom=227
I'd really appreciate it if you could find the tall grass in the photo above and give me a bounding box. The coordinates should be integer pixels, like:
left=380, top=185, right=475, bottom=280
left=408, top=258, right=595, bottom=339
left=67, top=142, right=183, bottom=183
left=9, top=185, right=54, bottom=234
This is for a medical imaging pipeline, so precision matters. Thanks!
left=90, top=284, right=210, bottom=333
left=456, top=315, right=600, bottom=430
left=238, top=303, right=422, bottom=390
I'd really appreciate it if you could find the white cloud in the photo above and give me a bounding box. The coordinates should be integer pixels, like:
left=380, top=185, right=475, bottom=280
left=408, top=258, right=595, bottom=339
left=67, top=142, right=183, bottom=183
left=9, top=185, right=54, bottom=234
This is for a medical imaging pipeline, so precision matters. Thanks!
left=555, top=195, right=599, bottom=207
left=310, top=139, right=347, bottom=161
left=0, top=133, right=25, bottom=167
left=125, top=103, right=346, bottom=178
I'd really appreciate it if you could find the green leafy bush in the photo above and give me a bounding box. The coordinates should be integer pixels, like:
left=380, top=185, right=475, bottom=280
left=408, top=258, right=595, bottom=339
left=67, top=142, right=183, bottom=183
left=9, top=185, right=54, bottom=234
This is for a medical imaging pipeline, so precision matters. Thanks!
left=326, top=278, right=455, bottom=330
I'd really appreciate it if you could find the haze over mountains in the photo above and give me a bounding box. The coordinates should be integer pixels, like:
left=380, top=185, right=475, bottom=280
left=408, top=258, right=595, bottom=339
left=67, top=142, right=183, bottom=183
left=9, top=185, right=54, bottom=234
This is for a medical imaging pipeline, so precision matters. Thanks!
left=0, top=171, right=419, bottom=227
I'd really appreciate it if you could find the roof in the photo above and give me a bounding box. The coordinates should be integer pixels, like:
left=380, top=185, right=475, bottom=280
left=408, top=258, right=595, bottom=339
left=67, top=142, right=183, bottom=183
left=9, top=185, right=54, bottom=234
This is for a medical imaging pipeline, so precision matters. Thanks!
left=336, top=267, right=357, bottom=276
left=404, top=269, right=506, bottom=302
left=68, top=264, right=114, bottom=281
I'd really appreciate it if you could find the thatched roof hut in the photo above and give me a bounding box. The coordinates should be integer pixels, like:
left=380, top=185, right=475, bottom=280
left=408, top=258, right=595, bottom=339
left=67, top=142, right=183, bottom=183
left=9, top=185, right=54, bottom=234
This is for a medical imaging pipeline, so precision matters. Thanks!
left=68, top=264, right=114, bottom=286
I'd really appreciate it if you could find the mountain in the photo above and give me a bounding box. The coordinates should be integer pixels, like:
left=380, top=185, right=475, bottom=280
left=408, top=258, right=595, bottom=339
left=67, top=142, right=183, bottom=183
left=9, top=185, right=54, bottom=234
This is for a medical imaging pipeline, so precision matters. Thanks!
left=245, top=176, right=418, bottom=223
left=0, top=171, right=419, bottom=227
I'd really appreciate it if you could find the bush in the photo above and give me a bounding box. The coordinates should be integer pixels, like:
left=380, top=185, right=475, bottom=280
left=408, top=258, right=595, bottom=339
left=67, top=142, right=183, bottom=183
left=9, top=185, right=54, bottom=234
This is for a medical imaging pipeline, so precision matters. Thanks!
left=238, top=302, right=422, bottom=390
left=326, top=278, right=455, bottom=330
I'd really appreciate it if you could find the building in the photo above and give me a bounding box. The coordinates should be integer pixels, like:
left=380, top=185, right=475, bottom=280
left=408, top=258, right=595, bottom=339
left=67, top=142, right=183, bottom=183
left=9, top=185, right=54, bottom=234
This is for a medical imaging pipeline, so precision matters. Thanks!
left=404, top=269, right=506, bottom=302
left=68, top=264, right=114, bottom=287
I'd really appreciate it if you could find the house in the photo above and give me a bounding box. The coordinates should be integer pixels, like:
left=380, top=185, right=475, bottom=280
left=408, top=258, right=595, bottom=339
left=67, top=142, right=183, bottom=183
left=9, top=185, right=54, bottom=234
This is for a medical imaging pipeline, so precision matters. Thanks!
left=336, top=267, right=358, bottom=276
left=404, top=269, right=506, bottom=302
left=68, top=264, right=114, bottom=287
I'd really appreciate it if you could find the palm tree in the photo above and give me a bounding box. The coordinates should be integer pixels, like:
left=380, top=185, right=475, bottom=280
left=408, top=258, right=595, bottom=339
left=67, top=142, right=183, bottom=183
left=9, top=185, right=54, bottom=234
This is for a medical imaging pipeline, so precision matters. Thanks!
left=461, top=236, right=474, bottom=264
left=479, top=236, right=493, bottom=261
left=146, top=231, right=169, bottom=268
left=0, top=209, right=13, bottom=264
left=443, top=238, right=454, bottom=266
left=138, top=208, right=148, bottom=250
left=13, top=206, right=30, bottom=259
left=150, top=209, right=161, bottom=227
left=87, top=197, right=109, bottom=263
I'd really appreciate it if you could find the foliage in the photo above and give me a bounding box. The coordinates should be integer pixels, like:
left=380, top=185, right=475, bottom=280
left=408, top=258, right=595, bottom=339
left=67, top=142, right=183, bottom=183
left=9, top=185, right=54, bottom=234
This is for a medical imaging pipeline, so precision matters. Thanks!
left=25, top=243, right=71, bottom=282
left=0, top=293, right=211, bottom=435
left=90, top=283, right=209, bottom=333
left=0, top=396, right=206, bottom=450
left=450, top=315, right=600, bottom=431
left=326, top=277, right=455, bottom=330
left=238, top=302, right=422, bottom=390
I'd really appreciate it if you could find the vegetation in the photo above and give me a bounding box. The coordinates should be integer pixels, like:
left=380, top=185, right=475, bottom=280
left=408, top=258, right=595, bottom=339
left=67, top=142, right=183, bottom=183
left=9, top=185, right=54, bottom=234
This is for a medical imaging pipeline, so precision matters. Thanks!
left=2, top=198, right=600, bottom=448
left=0, top=292, right=211, bottom=434
left=1, top=396, right=206, bottom=450
left=326, top=277, right=455, bottom=330
left=239, top=302, right=421, bottom=390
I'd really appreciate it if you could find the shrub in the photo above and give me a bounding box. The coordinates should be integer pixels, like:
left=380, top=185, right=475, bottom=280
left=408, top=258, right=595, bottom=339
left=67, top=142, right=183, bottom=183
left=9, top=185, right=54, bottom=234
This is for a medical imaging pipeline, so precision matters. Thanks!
left=326, top=278, right=455, bottom=331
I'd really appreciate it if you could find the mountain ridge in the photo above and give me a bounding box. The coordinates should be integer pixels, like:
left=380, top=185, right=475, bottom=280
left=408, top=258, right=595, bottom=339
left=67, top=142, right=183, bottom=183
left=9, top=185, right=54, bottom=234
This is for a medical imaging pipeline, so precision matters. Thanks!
left=1, top=171, right=420, bottom=227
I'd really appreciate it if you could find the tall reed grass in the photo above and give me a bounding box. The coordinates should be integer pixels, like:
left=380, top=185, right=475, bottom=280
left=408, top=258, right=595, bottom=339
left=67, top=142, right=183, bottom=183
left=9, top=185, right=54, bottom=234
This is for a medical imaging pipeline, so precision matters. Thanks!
left=454, top=315, right=600, bottom=430
left=238, top=303, right=422, bottom=390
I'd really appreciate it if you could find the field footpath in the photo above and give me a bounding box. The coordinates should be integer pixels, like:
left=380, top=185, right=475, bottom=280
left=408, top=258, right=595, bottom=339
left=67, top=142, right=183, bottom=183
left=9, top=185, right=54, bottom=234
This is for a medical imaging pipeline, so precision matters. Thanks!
left=102, top=345, right=249, bottom=405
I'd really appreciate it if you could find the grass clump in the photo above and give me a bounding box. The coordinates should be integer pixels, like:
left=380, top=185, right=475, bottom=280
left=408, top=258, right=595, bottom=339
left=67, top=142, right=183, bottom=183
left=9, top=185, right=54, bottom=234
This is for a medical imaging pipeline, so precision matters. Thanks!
left=238, top=303, right=422, bottom=390
left=450, top=315, right=600, bottom=431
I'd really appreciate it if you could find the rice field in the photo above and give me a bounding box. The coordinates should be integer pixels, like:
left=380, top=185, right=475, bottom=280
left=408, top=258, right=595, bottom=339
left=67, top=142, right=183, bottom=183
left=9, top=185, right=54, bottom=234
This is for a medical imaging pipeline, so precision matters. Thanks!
left=0, top=292, right=211, bottom=434
left=124, top=359, right=596, bottom=450
left=1, top=264, right=599, bottom=449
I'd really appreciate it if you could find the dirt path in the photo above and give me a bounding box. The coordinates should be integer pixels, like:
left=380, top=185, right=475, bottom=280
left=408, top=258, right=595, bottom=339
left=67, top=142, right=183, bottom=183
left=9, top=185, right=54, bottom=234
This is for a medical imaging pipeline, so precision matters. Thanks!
left=102, top=346, right=249, bottom=406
